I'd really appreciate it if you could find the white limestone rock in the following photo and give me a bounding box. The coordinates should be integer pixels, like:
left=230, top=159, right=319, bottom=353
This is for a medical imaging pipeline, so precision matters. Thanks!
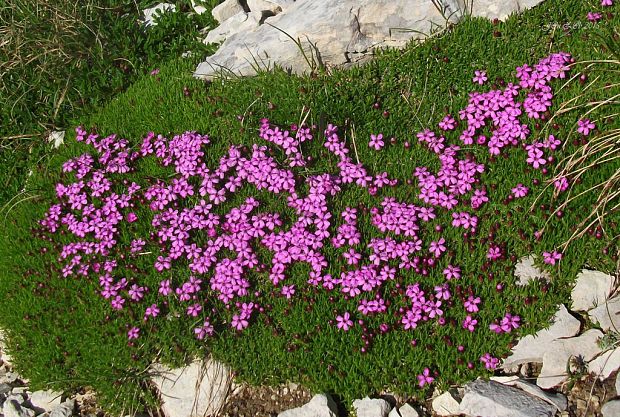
left=191, top=0, right=208, bottom=15
left=150, top=358, right=232, bottom=417
left=537, top=329, right=604, bottom=389
left=387, top=406, right=400, bottom=417
left=195, top=0, right=547, bottom=80
left=195, top=0, right=464, bottom=79
left=502, top=305, right=581, bottom=370
left=431, top=391, right=460, bottom=416
left=589, top=295, right=620, bottom=333
left=490, top=376, right=567, bottom=411
left=397, top=403, right=419, bottom=417
left=142, top=3, right=176, bottom=28
left=3, top=399, right=35, bottom=417
left=49, top=401, right=74, bottom=417
left=278, top=393, right=338, bottom=417
left=204, top=11, right=263, bottom=45
left=459, top=380, right=556, bottom=417
left=28, top=390, right=62, bottom=413
left=457, top=0, right=545, bottom=21
left=247, top=0, right=294, bottom=14
left=352, top=397, right=391, bottom=417
left=514, top=255, right=550, bottom=286
left=602, top=399, right=620, bottom=417
left=588, top=347, right=620, bottom=380
left=212, top=0, right=246, bottom=23
left=571, top=269, right=615, bottom=311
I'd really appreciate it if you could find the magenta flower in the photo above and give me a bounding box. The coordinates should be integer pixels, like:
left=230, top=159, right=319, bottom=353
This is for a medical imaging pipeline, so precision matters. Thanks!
left=194, top=321, right=214, bottom=340
left=150, top=68, right=160, bottom=76
left=543, top=250, right=562, bottom=265
left=443, top=265, right=461, bottom=280
left=127, top=326, right=140, bottom=339
left=417, top=368, right=435, bottom=387
left=487, top=245, right=502, bottom=260
left=462, top=315, right=478, bottom=332
left=473, top=70, right=488, bottom=85
left=464, top=295, right=481, bottom=313
left=577, top=119, right=596, bottom=136
left=511, top=184, right=529, bottom=198
left=480, top=353, right=499, bottom=370
left=429, top=238, right=446, bottom=258
left=602, top=0, right=613, bottom=6
left=587, top=12, right=603, bottom=22
left=281, top=285, right=296, bottom=299
left=126, top=212, right=138, bottom=223
left=144, top=304, right=160, bottom=320
left=336, top=312, right=353, bottom=331
left=554, top=176, right=569, bottom=192
left=438, top=114, right=456, bottom=131
left=369, top=133, right=385, bottom=150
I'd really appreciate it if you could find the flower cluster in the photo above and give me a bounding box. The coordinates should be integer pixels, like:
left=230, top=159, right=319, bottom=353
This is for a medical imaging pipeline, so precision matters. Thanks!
left=36, top=51, right=588, bottom=390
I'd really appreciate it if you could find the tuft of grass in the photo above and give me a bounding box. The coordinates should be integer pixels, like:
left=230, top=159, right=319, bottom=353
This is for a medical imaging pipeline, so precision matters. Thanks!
left=0, top=0, right=220, bottom=204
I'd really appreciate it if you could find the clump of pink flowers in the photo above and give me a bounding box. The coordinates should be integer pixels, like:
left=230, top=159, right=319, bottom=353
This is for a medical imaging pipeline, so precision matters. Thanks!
left=35, top=51, right=588, bottom=389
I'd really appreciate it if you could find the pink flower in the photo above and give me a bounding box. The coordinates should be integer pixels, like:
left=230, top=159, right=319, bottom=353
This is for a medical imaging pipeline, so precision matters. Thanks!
left=429, top=238, right=446, bottom=258
left=473, top=70, right=488, bottom=85
left=336, top=312, right=353, bottom=331
left=587, top=12, right=603, bottom=22
left=150, top=68, right=160, bottom=76
left=464, top=295, right=481, bottom=313
left=602, top=0, right=613, bottom=6
left=511, top=184, right=529, bottom=198
left=126, top=212, right=138, bottom=223
left=487, top=245, right=502, bottom=260
left=281, top=285, right=296, bottom=299
left=194, top=321, right=214, bottom=340
left=480, top=353, right=499, bottom=370
left=417, top=368, right=435, bottom=387
left=543, top=250, right=562, bottom=265
left=554, top=177, right=569, bottom=192
left=369, top=133, right=385, bottom=150
left=577, top=119, right=596, bottom=135
left=144, top=304, right=160, bottom=320
left=462, top=315, right=478, bottom=332
left=127, top=327, right=140, bottom=339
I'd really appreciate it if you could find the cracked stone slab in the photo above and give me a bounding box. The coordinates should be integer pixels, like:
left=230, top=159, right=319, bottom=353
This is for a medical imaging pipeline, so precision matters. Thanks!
left=352, top=397, right=392, bottom=417
left=432, top=391, right=460, bottom=416
left=459, top=380, right=556, bottom=417
left=490, top=376, right=567, bottom=411
left=537, top=329, right=604, bottom=389
left=278, top=394, right=339, bottom=417
left=150, top=358, right=232, bottom=417
left=502, top=305, right=581, bottom=370
left=571, top=269, right=615, bottom=311
left=589, top=295, right=620, bottom=333
left=588, top=347, right=620, bottom=381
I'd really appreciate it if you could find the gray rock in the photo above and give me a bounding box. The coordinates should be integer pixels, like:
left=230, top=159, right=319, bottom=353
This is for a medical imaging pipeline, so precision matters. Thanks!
left=28, top=390, right=62, bottom=413
left=571, top=269, right=615, bottom=311
left=205, top=11, right=263, bottom=45
left=616, top=372, right=620, bottom=395
left=3, top=399, right=35, bottom=417
left=247, top=0, right=294, bottom=14
left=49, top=401, right=74, bottom=417
left=352, top=397, right=391, bottom=417
left=195, top=0, right=546, bottom=80
left=602, top=400, right=620, bottom=417
left=490, top=376, right=567, bottom=411
left=212, top=0, right=246, bottom=23
left=588, top=347, right=620, bottom=380
left=457, top=0, right=545, bottom=21
left=398, top=403, right=420, bottom=417
left=150, top=358, right=232, bottom=417
left=0, top=384, right=10, bottom=395
left=278, top=393, right=338, bottom=417
left=459, top=380, right=556, bottom=417
left=432, top=391, right=460, bottom=416
left=388, top=406, right=400, bottom=417
left=191, top=0, right=208, bottom=15
left=142, top=3, right=176, bottom=28
left=589, top=295, right=620, bottom=333
left=503, top=305, right=581, bottom=370
left=514, top=255, right=550, bottom=286
left=537, top=329, right=604, bottom=389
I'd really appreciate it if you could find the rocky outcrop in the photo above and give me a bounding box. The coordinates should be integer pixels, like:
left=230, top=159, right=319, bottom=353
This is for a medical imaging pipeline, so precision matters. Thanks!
left=194, top=0, right=546, bottom=80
